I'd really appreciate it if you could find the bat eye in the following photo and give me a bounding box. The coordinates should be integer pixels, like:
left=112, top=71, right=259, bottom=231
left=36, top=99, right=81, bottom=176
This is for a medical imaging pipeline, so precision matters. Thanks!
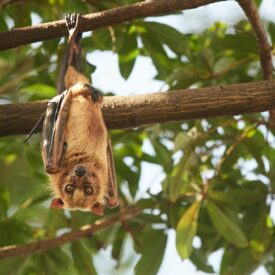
left=84, top=186, right=93, bottom=195
left=65, top=184, right=75, bottom=193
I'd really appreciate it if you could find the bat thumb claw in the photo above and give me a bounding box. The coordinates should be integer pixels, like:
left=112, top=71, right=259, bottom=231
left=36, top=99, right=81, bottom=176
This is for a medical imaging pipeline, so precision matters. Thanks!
left=50, top=198, right=64, bottom=209
left=106, top=198, right=119, bottom=209
left=46, top=164, right=60, bottom=174
left=91, top=203, right=104, bottom=216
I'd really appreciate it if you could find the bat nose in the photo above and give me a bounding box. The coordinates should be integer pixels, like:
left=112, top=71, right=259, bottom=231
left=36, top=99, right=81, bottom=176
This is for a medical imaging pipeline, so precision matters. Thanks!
left=74, top=166, right=86, bottom=177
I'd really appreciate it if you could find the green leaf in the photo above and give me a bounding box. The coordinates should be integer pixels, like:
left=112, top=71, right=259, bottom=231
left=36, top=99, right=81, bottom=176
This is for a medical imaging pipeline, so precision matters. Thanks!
left=0, top=15, right=9, bottom=32
left=135, top=230, right=167, bottom=275
left=117, top=27, right=138, bottom=79
left=137, top=21, right=187, bottom=54
left=151, top=139, right=173, bottom=173
left=0, top=187, right=10, bottom=221
left=254, top=0, right=262, bottom=7
left=209, top=190, right=237, bottom=208
left=20, top=83, right=56, bottom=99
left=214, top=57, right=233, bottom=75
left=140, top=32, right=169, bottom=79
left=221, top=248, right=261, bottom=275
left=190, top=248, right=215, bottom=273
left=250, top=214, right=272, bottom=255
left=32, top=249, right=74, bottom=275
left=227, top=187, right=266, bottom=206
left=71, top=241, right=97, bottom=275
left=176, top=201, right=201, bottom=259
left=206, top=200, right=248, bottom=248
left=173, top=132, right=190, bottom=153
left=0, top=218, right=32, bottom=246
left=167, top=147, right=194, bottom=202
left=112, top=229, right=125, bottom=260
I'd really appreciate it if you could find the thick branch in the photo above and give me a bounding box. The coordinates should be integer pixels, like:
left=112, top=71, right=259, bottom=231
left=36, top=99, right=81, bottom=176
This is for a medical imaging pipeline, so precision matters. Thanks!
left=237, top=0, right=273, bottom=80
left=0, top=0, right=223, bottom=51
left=1, top=80, right=275, bottom=137
left=0, top=206, right=140, bottom=259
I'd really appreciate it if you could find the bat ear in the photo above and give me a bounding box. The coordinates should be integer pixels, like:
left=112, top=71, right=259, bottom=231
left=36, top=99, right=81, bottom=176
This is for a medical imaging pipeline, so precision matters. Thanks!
left=91, top=203, right=104, bottom=216
left=106, top=198, right=119, bottom=209
left=50, top=198, right=64, bottom=209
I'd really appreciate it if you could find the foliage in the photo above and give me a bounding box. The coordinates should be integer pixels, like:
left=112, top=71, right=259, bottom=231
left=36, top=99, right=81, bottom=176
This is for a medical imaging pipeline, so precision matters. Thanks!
left=0, top=0, right=275, bottom=274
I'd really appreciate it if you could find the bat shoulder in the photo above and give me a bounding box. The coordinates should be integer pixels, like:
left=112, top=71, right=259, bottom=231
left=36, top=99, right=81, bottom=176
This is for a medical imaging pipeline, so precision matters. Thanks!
left=65, top=65, right=89, bottom=88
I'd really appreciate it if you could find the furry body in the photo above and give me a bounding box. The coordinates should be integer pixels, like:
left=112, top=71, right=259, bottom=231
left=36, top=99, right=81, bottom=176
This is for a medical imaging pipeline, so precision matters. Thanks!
left=42, top=66, right=111, bottom=214
left=41, top=14, right=118, bottom=215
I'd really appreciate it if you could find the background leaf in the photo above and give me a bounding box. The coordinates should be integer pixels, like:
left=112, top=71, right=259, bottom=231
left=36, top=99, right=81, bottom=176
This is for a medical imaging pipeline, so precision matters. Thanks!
left=206, top=200, right=248, bottom=248
left=176, top=201, right=201, bottom=259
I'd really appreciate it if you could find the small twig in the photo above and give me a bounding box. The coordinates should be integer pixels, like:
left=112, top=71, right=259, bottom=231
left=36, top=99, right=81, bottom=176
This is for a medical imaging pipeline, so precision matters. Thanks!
left=211, top=124, right=257, bottom=180
left=237, top=0, right=273, bottom=80
left=0, top=206, right=141, bottom=259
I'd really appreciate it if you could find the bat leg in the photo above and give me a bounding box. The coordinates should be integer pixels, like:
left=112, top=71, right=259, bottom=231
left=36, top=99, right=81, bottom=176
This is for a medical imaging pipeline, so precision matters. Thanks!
left=44, top=90, right=73, bottom=174
left=106, top=138, right=119, bottom=209
left=83, top=84, right=103, bottom=103
left=65, top=12, right=80, bottom=45
left=65, top=13, right=82, bottom=66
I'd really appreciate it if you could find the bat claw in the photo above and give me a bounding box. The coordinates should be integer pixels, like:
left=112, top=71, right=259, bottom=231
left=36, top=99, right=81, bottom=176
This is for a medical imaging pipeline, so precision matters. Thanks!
left=91, top=203, right=104, bottom=216
left=65, top=12, right=80, bottom=32
left=106, top=198, right=119, bottom=209
left=46, top=164, right=60, bottom=174
left=65, top=13, right=82, bottom=48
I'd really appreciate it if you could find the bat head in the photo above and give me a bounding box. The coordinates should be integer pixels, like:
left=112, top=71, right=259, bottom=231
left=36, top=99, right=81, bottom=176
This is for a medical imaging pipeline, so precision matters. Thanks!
left=50, top=162, right=108, bottom=215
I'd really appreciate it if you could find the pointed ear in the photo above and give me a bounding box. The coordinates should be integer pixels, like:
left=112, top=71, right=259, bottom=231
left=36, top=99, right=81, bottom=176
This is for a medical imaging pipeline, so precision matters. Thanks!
left=91, top=203, right=104, bottom=216
left=50, top=198, right=64, bottom=209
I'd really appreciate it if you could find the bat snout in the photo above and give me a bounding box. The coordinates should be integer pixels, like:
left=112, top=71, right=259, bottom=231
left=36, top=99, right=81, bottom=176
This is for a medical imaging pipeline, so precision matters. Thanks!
left=74, top=166, right=86, bottom=177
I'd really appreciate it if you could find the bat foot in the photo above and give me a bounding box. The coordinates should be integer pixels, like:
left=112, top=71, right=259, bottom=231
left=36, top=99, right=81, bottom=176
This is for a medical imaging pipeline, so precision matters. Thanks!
left=46, top=164, right=60, bottom=174
left=106, top=198, right=119, bottom=209
left=65, top=12, right=80, bottom=33
left=83, top=84, right=103, bottom=103
left=91, top=203, right=104, bottom=216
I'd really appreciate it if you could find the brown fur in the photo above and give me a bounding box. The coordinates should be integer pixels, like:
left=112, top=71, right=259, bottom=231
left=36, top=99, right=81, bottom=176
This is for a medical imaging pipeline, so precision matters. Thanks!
left=47, top=66, right=109, bottom=211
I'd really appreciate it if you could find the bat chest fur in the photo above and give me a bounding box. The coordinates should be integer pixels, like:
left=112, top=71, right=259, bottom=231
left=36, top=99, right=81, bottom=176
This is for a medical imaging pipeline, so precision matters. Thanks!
left=64, top=94, right=108, bottom=164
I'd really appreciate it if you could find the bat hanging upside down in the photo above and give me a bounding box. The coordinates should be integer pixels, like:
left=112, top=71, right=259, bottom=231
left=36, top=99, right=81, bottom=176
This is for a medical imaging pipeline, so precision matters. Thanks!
left=38, top=13, right=118, bottom=215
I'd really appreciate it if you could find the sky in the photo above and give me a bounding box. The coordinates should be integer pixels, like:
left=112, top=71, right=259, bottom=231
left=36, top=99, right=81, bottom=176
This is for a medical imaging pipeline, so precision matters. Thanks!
left=89, top=0, right=275, bottom=274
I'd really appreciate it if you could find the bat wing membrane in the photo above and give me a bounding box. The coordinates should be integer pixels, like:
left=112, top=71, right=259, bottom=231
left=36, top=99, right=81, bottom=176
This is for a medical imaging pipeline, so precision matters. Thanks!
left=41, top=90, right=72, bottom=174
left=106, top=138, right=119, bottom=208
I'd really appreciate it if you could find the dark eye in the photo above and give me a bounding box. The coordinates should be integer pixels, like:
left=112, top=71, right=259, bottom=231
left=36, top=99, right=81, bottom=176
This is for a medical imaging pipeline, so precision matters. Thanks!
left=84, top=186, right=93, bottom=195
left=65, top=184, right=75, bottom=193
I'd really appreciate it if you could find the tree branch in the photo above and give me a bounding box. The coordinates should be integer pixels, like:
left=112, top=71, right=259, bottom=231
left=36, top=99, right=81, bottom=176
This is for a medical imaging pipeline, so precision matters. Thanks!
left=0, top=206, right=140, bottom=259
left=1, top=80, right=275, bottom=137
left=0, top=0, right=223, bottom=51
left=237, top=0, right=273, bottom=80
left=0, top=0, right=22, bottom=9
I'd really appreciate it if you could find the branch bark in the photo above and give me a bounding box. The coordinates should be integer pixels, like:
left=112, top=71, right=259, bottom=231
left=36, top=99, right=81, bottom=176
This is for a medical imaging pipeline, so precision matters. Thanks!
left=237, top=0, right=273, bottom=80
left=0, top=0, right=223, bottom=51
left=0, top=206, right=140, bottom=259
left=1, top=80, right=275, bottom=137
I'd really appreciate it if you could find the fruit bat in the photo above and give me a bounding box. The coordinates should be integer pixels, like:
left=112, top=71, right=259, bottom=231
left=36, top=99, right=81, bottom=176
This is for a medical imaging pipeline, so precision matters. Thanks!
left=38, top=13, right=118, bottom=215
